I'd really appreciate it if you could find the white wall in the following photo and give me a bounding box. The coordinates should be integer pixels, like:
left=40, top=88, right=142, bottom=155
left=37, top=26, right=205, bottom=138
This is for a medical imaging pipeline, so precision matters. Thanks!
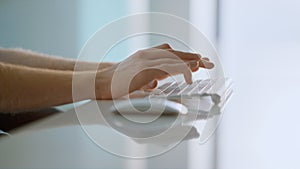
left=217, top=0, right=300, bottom=169
left=189, top=1, right=219, bottom=169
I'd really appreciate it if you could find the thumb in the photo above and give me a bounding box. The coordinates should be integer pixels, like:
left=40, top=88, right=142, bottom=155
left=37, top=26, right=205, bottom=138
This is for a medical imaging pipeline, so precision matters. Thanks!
left=141, top=80, right=158, bottom=91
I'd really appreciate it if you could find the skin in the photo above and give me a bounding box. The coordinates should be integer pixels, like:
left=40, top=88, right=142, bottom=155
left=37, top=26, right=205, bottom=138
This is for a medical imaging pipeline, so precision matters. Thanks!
left=0, top=44, right=214, bottom=113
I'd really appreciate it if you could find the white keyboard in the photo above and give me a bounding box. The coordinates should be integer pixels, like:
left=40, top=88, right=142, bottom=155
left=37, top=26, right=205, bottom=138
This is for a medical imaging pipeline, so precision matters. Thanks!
left=149, top=78, right=233, bottom=107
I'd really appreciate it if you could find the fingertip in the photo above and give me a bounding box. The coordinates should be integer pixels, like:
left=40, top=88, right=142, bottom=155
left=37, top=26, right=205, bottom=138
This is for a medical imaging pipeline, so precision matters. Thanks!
left=199, top=60, right=215, bottom=69
left=206, top=62, right=215, bottom=69
left=187, top=78, right=193, bottom=84
left=183, top=71, right=193, bottom=84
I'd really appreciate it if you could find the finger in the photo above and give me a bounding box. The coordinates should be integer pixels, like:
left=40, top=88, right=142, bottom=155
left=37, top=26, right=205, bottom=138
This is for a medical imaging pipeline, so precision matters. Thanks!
left=151, top=44, right=200, bottom=61
left=130, top=63, right=192, bottom=92
left=202, top=57, right=210, bottom=61
left=146, top=58, right=185, bottom=66
left=191, top=66, right=199, bottom=72
left=153, top=43, right=172, bottom=49
left=148, top=58, right=199, bottom=72
left=186, top=60, right=200, bottom=72
left=141, top=80, right=158, bottom=90
left=144, top=49, right=200, bottom=62
left=154, top=63, right=193, bottom=84
left=167, top=49, right=201, bottom=61
left=198, top=60, right=214, bottom=69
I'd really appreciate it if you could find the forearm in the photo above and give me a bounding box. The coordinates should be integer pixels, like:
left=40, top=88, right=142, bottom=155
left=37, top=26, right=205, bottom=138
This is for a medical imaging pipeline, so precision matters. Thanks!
left=0, top=48, right=114, bottom=71
left=0, top=62, right=94, bottom=113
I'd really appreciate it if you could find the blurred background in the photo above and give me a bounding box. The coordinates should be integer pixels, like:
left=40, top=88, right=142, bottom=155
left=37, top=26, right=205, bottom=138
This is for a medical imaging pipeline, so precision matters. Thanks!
left=1, top=0, right=300, bottom=168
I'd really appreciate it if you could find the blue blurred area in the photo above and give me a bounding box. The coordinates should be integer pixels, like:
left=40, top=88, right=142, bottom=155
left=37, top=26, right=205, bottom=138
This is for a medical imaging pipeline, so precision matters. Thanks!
left=0, top=0, right=129, bottom=60
left=0, top=0, right=78, bottom=57
left=77, top=0, right=130, bottom=62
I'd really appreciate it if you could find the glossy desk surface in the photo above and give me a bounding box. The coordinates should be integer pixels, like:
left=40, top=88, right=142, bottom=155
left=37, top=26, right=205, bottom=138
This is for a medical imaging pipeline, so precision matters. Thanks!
left=0, top=100, right=220, bottom=169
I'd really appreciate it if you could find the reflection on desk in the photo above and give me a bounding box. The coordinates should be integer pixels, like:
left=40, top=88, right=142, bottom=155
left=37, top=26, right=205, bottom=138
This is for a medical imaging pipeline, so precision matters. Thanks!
left=0, top=100, right=223, bottom=168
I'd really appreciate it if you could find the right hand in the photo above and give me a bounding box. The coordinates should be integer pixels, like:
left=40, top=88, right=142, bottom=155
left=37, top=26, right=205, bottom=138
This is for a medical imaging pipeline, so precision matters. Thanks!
left=95, top=43, right=214, bottom=99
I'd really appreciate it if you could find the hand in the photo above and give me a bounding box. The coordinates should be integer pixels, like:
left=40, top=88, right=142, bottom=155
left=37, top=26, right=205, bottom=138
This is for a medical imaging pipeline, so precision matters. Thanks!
left=95, top=44, right=214, bottom=99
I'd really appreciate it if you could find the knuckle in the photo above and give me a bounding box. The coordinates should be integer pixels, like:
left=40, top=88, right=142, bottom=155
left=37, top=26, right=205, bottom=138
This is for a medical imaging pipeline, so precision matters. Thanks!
left=162, top=43, right=171, bottom=48
left=135, top=50, right=146, bottom=58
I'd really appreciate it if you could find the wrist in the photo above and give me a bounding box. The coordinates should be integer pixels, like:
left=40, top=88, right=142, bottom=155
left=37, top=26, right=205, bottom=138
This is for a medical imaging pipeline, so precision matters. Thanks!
left=95, top=70, right=112, bottom=99
left=72, top=71, right=97, bottom=101
left=74, top=70, right=113, bottom=100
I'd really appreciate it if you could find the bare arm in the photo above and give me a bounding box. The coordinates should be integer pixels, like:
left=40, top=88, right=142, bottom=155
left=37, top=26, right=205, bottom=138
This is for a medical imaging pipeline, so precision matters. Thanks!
left=0, top=48, right=114, bottom=71
left=0, top=44, right=214, bottom=113
left=0, top=62, right=100, bottom=113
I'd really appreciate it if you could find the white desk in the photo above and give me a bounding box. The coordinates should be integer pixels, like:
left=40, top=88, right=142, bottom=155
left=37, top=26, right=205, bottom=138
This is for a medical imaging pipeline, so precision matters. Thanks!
left=0, top=100, right=218, bottom=169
